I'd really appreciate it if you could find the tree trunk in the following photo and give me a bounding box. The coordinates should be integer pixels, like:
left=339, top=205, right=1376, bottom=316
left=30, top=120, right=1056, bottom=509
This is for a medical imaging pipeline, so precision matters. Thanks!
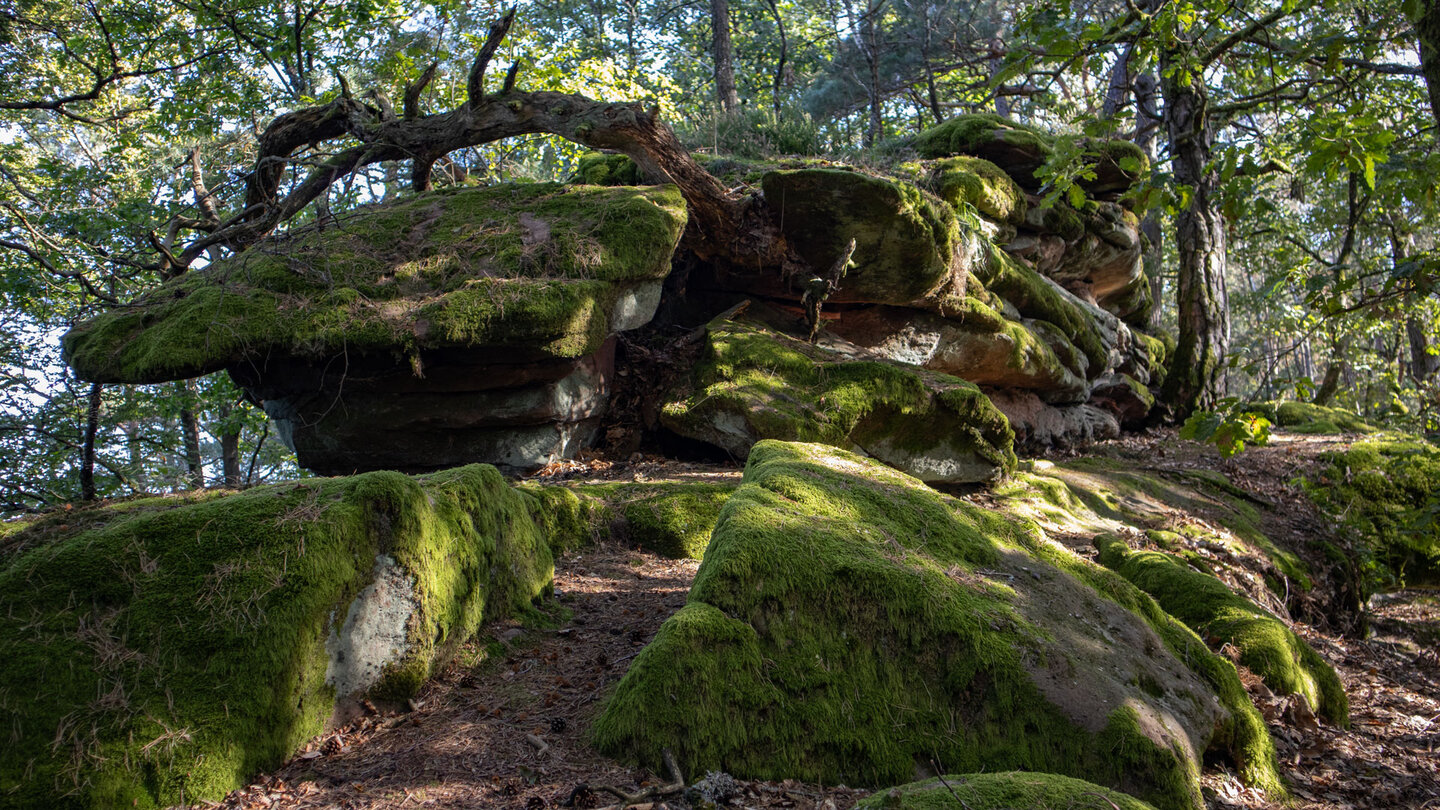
left=1158, top=53, right=1229, bottom=416
left=217, top=401, right=242, bottom=488
left=711, top=0, right=740, bottom=112
left=179, top=379, right=204, bottom=490
left=1419, top=2, right=1440, bottom=129
left=1311, top=336, right=1349, bottom=406
left=860, top=0, right=886, bottom=147
left=763, top=0, right=789, bottom=112
left=221, top=431, right=241, bottom=487
left=1408, top=317, right=1440, bottom=383
left=80, top=382, right=102, bottom=501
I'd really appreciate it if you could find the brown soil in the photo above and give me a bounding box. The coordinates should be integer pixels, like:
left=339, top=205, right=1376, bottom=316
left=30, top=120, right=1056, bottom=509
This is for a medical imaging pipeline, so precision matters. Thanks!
left=193, top=430, right=1440, bottom=810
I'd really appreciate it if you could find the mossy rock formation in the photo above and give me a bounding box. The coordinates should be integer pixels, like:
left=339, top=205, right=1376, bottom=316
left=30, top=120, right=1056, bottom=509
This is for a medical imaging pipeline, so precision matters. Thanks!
left=1249, top=400, right=1376, bottom=435
left=64, top=183, right=686, bottom=382
left=1307, top=436, right=1440, bottom=586
left=0, top=465, right=554, bottom=809
left=62, top=183, right=687, bottom=474
left=661, top=319, right=1017, bottom=484
left=527, top=480, right=737, bottom=559
left=593, top=441, right=1282, bottom=810
left=759, top=169, right=976, bottom=305
left=910, top=113, right=1147, bottom=199
left=859, top=771, right=1160, bottom=810
left=1095, top=535, right=1348, bottom=725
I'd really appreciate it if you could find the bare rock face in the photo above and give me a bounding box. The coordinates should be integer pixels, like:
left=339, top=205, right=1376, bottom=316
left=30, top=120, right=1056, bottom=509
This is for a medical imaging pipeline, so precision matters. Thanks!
left=235, top=340, right=617, bottom=475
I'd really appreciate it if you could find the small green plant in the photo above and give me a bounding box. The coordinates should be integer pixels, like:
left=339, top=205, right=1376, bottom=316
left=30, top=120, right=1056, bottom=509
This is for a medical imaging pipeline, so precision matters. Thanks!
left=1179, top=398, right=1272, bottom=457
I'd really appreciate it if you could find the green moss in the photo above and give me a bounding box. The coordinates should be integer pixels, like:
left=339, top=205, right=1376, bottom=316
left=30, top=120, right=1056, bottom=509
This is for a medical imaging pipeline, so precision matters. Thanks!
left=572, top=152, right=645, bottom=186
left=1013, top=457, right=1312, bottom=590
left=595, top=441, right=1281, bottom=810
left=1133, top=331, right=1169, bottom=382
left=0, top=465, right=553, bottom=808
left=1095, top=536, right=1348, bottom=725
left=1037, top=203, right=1086, bottom=242
left=1248, top=401, right=1376, bottom=435
left=925, top=156, right=1028, bottom=225
left=912, top=114, right=1052, bottom=164
left=932, top=293, right=1010, bottom=333
left=661, top=320, right=1016, bottom=482
left=517, top=483, right=590, bottom=555
left=859, top=771, right=1159, bottom=810
left=64, top=183, right=688, bottom=384
left=911, top=115, right=1147, bottom=194
left=1306, top=436, right=1440, bottom=586
left=984, top=251, right=1108, bottom=374
left=761, top=170, right=969, bottom=305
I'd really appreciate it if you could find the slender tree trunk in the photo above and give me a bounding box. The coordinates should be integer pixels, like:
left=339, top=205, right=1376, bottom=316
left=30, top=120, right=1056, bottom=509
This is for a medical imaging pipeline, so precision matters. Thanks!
left=1158, top=53, right=1229, bottom=416
left=1313, top=172, right=1364, bottom=408
left=1419, top=2, right=1440, bottom=129
left=217, top=402, right=242, bottom=487
left=711, top=0, right=740, bottom=112
left=763, top=0, right=789, bottom=112
left=1388, top=225, right=1440, bottom=383
left=860, top=0, right=886, bottom=147
left=81, top=382, right=102, bottom=501
left=990, top=40, right=1010, bottom=116
left=179, top=379, right=204, bottom=490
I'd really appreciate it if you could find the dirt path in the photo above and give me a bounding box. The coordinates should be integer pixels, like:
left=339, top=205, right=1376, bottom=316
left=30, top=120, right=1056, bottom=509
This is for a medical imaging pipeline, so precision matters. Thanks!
left=199, top=433, right=1440, bottom=810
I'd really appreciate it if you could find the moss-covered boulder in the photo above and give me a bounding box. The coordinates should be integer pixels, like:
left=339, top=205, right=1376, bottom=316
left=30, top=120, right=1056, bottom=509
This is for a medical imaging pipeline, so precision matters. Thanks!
left=531, top=480, right=736, bottom=559
left=911, top=114, right=1146, bottom=198
left=64, top=183, right=686, bottom=383
left=759, top=169, right=979, bottom=305
left=1095, top=536, right=1348, bottom=725
left=924, top=156, right=1029, bottom=226
left=0, top=465, right=554, bottom=809
left=829, top=306, right=1090, bottom=403
left=661, top=319, right=1017, bottom=484
left=593, top=441, right=1282, bottom=810
left=859, top=772, right=1159, bottom=810
left=1249, top=400, right=1376, bottom=434
left=1306, top=436, right=1440, bottom=586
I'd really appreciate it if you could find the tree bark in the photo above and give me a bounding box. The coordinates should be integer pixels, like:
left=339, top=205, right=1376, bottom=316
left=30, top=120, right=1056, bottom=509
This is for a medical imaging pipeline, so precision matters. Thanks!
left=1407, top=316, right=1440, bottom=383
left=179, top=380, right=204, bottom=490
left=860, top=0, right=886, bottom=147
left=1311, top=337, right=1348, bottom=406
left=217, top=402, right=242, bottom=488
left=762, top=0, right=789, bottom=112
left=1418, top=2, right=1440, bottom=129
left=1158, top=53, right=1229, bottom=416
left=80, top=382, right=102, bottom=501
left=711, top=0, right=740, bottom=113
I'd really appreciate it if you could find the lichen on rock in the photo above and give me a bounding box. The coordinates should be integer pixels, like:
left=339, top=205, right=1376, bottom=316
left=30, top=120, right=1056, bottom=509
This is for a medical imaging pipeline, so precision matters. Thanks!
left=593, top=441, right=1283, bottom=810
left=0, top=465, right=554, bottom=809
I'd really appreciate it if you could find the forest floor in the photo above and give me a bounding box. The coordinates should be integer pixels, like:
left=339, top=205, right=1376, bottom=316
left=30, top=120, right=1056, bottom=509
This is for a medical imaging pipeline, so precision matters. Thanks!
left=197, top=430, right=1439, bottom=810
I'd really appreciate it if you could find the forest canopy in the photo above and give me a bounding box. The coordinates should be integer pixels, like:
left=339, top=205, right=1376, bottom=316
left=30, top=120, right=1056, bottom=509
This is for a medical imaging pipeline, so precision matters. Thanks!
left=1, top=0, right=1437, bottom=513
